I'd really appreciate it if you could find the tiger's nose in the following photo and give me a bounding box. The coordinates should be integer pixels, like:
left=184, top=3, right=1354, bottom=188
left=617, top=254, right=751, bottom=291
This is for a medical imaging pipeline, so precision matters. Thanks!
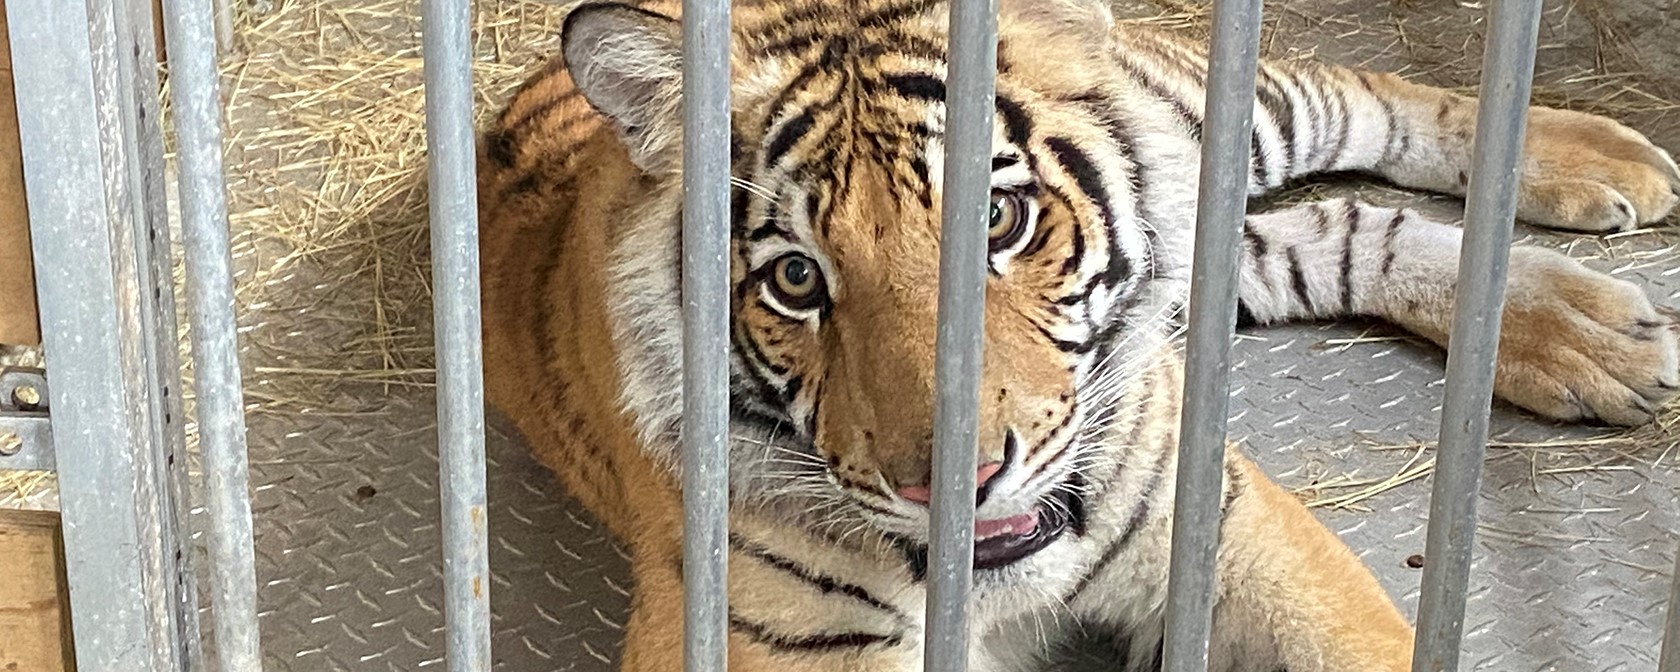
left=896, top=461, right=1004, bottom=506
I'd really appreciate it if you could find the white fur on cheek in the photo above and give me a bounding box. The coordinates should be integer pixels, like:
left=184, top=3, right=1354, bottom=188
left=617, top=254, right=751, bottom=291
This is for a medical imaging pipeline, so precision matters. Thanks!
left=603, top=181, right=688, bottom=465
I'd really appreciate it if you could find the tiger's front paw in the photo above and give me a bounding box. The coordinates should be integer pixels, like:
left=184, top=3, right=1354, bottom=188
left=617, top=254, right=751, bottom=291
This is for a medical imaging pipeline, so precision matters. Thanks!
left=1493, top=248, right=1679, bottom=426
left=1516, top=107, right=1680, bottom=233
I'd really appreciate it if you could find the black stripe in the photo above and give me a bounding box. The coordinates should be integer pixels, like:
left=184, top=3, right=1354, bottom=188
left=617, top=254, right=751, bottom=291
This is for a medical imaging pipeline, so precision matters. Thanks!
left=1286, top=247, right=1315, bottom=315
left=1020, top=410, right=1082, bottom=488
left=530, top=192, right=575, bottom=375
left=761, top=44, right=842, bottom=136
left=781, top=376, right=804, bottom=407
left=730, top=535, right=907, bottom=620
left=1037, top=322, right=1090, bottom=354
left=732, top=304, right=793, bottom=379
left=1255, top=69, right=1296, bottom=175
left=1236, top=300, right=1258, bottom=328
left=893, top=535, right=929, bottom=582
left=1339, top=203, right=1359, bottom=312
left=1381, top=210, right=1404, bottom=276
left=1045, top=136, right=1135, bottom=309
left=1061, top=91, right=1150, bottom=221
left=1322, top=84, right=1352, bottom=171
left=1293, top=75, right=1326, bottom=171
left=1045, top=137, right=1114, bottom=225
left=859, top=32, right=946, bottom=62
left=764, top=109, right=817, bottom=169
left=1058, top=197, right=1088, bottom=276
left=729, top=615, right=902, bottom=652
left=1116, top=53, right=1203, bottom=141
left=1356, top=72, right=1402, bottom=169
left=1310, top=202, right=1331, bottom=237
left=881, top=72, right=944, bottom=102
left=1250, top=126, right=1271, bottom=187
left=997, top=94, right=1033, bottom=146
left=728, top=398, right=795, bottom=439
left=484, top=129, right=518, bottom=168
left=731, top=184, right=753, bottom=237
left=1242, top=219, right=1268, bottom=257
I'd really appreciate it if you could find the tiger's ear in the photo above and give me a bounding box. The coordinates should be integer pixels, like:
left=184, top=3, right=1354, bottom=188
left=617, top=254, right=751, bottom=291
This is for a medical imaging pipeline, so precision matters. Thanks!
left=562, top=3, right=685, bottom=173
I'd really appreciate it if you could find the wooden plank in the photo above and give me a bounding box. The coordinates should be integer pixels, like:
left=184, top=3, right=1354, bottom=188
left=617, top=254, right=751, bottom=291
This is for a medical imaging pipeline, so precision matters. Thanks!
left=0, top=509, right=75, bottom=672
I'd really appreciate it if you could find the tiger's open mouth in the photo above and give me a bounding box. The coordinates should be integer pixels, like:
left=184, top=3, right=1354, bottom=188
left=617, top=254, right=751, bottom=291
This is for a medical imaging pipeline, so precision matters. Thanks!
left=972, top=485, right=1081, bottom=570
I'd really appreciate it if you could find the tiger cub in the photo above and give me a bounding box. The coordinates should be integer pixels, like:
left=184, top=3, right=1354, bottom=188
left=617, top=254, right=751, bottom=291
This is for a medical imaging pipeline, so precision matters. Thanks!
left=477, top=0, right=1680, bottom=670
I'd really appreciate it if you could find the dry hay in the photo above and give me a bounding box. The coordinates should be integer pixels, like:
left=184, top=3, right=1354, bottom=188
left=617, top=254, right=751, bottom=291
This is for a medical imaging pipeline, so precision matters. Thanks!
left=213, top=0, right=581, bottom=417
left=4, top=0, right=1680, bottom=506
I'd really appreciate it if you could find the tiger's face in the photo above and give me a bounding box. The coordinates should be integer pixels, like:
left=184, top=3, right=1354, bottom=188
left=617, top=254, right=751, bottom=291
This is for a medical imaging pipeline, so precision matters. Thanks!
left=565, top=0, right=1187, bottom=572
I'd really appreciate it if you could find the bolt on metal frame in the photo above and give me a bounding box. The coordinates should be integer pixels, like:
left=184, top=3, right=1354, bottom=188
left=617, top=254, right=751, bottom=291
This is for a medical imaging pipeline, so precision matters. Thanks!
left=6, top=0, right=1679, bottom=671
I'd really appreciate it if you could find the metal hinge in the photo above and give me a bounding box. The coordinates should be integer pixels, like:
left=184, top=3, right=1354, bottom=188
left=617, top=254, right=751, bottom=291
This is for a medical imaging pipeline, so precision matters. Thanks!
left=0, top=367, right=52, bottom=471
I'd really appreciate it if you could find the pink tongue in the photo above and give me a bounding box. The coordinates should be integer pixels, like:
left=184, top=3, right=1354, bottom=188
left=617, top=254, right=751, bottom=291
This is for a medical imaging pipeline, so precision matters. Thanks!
left=974, top=511, right=1039, bottom=540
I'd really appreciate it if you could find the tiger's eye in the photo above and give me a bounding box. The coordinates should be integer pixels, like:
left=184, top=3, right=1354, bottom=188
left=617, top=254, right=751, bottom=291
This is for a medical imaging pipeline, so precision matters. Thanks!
left=988, top=191, right=1028, bottom=251
left=770, top=254, right=825, bottom=308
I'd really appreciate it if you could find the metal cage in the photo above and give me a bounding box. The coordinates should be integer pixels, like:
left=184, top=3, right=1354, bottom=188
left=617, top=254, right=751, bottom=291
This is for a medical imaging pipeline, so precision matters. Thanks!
left=0, top=0, right=1675, bottom=671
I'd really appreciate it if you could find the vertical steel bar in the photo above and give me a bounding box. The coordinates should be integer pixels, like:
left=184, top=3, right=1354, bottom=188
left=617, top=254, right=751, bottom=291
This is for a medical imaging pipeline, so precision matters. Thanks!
left=211, top=0, right=233, bottom=53
left=160, top=0, right=264, bottom=667
left=924, top=1, right=997, bottom=671
left=6, top=0, right=191, bottom=667
left=1409, top=3, right=1542, bottom=671
left=420, top=0, right=492, bottom=668
left=1161, top=0, right=1264, bottom=670
left=680, top=0, right=732, bottom=670
left=91, top=0, right=205, bottom=662
left=1661, top=546, right=1680, bottom=672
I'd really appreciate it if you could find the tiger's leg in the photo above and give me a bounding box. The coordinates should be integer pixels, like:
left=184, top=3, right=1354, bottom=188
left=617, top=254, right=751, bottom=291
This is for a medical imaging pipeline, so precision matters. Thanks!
left=1112, top=25, right=1680, bottom=230
left=1236, top=197, right=1680, bottom=425
left=1210, top=454, right=1413, bottom=672
left=1062, top=451, right=1410, bottom=671
left=617, top=544, right=926, bottom=672
left=1245, top=46, right=1680, bottom=230
left=1321, top=67, right=1680, bottom=232
left=619, top=512, right=929, bottom=672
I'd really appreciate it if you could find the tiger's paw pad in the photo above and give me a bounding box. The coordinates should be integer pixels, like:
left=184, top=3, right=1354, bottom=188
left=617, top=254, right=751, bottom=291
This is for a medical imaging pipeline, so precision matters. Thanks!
left=1493, top=248, right=1679, bottom=426
left=1516, top=108, right=1680, bottom=233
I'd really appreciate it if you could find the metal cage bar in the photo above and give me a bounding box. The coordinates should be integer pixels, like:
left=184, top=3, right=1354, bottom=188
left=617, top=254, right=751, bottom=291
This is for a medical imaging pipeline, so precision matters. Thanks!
left=419, top=0, right=494, bottom=668
left=924, top=0, right=998, bottom=670
left=159, top=0, right=265, bottom=666
left=6, top=0, right=199, bottom=667
left=1409, top=3, right=1543, bottom=671
left=92, top=0, right=205, bottom=663
left=1161, top=0, right=1265, bottom=670
left=680, top=0, right=734, bottom=671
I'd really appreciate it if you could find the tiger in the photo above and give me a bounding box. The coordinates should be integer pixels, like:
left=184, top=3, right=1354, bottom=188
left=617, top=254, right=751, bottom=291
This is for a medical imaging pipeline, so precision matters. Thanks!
left=476, top=0, right=1680, bottom=670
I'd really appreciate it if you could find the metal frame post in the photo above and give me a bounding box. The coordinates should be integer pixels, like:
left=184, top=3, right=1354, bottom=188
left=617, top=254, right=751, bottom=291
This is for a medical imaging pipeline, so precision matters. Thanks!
left=90, top=0, right=204, bottom=662
left=420, top=0, right=493, bottom=668
left=1161, top=0, right=1265, bottom=670
left=924, top=1, right=998, bottom=671
left=1409, top=3, right=1543, bottom=670
left=160, top=0, right=264, bottom=666
left=680, top=1, right=733, bottom=671
left=5, top=0, right=199, bottom=667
